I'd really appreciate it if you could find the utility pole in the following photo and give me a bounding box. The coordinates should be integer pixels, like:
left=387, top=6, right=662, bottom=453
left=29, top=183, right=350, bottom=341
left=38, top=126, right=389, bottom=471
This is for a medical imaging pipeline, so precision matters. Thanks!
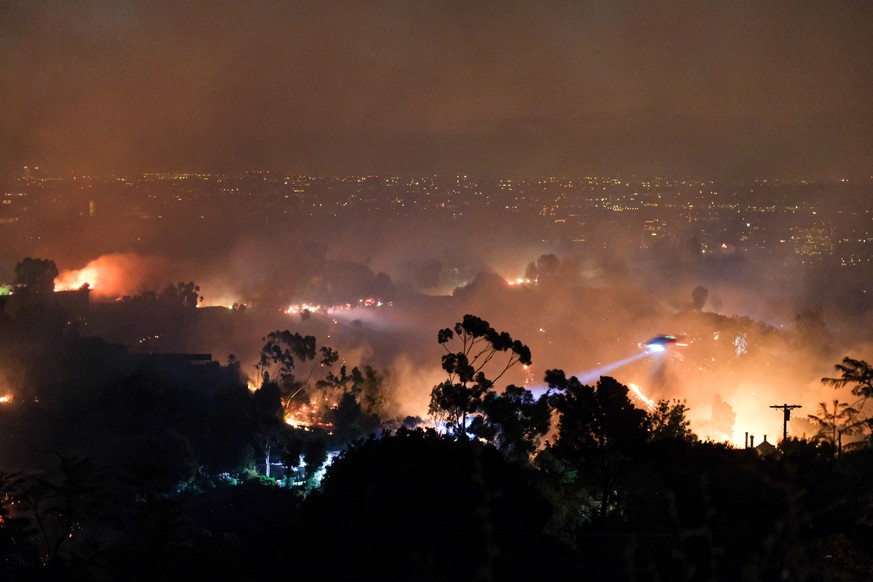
left=770, top=404, right=802, bottom=442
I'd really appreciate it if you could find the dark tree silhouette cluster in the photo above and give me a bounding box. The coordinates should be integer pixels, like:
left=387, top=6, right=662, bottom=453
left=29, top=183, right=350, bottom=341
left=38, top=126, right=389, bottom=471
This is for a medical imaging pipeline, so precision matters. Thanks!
left=1, top=285, right=873, bottom=580
left=430, top=315, right=548, bottom=449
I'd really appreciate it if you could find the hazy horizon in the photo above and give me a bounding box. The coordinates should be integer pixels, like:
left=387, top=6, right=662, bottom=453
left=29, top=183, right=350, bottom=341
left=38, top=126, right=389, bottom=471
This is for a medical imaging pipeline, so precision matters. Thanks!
left=2, top=1, right=872, bottom=179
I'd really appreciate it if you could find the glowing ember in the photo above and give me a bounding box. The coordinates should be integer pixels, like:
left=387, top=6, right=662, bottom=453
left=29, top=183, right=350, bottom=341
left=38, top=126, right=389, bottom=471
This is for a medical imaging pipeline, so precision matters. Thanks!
left=285, top=303, right=322, bottom=315
left=284, top=415, right=310, bottom=429
left=505, top=277, right=528, bottom=286
left=285, top=298, right=393, bottom=316
left=628, top=383, right=655, bottom=411
left=283, top=400, right=337, bottom=431
left=0, top=394, right=12, bottom=404
left=284, top=403, right=314, bottom=429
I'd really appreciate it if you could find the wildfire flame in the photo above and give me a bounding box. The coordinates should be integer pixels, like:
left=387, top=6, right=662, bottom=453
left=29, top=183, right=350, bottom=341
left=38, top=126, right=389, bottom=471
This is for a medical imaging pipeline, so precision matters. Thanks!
left=284, top=403, right=314, bottom=429
left=628, top=383, right=655, bottom=411
left=283, top=400, right=336, bottom=431
left=55, top=266, right=100, bottom=291
left=285, top=298, right=390, bottom=315
left=54, top=253, right=164, bottom=298
left=285, top=303, right=321, bottom=315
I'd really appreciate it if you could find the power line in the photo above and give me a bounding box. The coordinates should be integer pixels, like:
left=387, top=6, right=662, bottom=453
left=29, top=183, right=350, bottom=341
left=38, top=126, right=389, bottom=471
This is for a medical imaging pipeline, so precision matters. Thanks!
left=770, top=404, right=802, bottom=441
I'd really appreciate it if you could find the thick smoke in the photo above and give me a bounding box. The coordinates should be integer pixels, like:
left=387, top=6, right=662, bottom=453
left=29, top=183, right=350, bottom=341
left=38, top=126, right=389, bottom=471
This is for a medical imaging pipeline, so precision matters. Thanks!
left=2, top=178, right=869, bottom=448
left=55, top=253, right=167, bottom=297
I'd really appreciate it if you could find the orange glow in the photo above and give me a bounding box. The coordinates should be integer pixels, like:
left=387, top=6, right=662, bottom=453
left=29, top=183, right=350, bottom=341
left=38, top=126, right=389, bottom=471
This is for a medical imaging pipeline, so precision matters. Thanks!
left=284, top=402, right=314, bottom=429
left=627, top=383, right=655, bottom=411
left=0, top=394, right=12, bottom=404
left=285, top=303, right=321, bottom=315
left=54, top=253, right=164, bottom=298
left=284, top=415, right=311, bottom=429
left=283, top=400, right=337, bottom=431
left=55, top=266, right=100, bottom=291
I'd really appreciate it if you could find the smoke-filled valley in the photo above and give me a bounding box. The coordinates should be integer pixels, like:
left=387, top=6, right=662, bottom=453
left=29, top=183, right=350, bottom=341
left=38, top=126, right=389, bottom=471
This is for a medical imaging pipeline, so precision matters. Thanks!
left=5, top=2, right=873, bottom=577
left=3, top=175, right=872, bottom=451
left=5, top=175, right=873, bottom=579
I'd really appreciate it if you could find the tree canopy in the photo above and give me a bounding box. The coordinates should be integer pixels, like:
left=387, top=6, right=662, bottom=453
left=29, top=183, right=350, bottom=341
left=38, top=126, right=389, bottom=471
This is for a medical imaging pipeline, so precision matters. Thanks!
left=14, top=257, right=58, bottom=294
left=429, top=314, right=542, bottom=454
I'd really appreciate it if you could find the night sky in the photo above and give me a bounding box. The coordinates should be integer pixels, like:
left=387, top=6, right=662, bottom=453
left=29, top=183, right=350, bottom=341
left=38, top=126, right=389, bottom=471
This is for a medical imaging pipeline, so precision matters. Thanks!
left=2, top=0, right=872, bottom=178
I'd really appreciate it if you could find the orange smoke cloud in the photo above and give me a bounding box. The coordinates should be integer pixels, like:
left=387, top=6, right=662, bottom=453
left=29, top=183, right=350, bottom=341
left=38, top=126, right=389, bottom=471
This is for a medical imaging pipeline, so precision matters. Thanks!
left=55, top=253, right=165, bottom=298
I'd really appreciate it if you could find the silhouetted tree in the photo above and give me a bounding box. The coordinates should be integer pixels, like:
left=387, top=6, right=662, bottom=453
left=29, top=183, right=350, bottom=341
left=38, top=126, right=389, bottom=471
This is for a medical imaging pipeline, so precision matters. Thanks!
left=539, top=372, right=649, bottom=523
left=14, top=257, right=58, bottom=295
left=259, top=332, right=332, bottom=385
left=257, top=331, right=338, bottom=413
left=650, top=399, right=698, bottom=442
left=160, top=281, right=202, bottom=308
left=252, top=382, right=286, bottom=478
left=821, top=357, right=873, bottom=445
left=524, top=253, right=560, bottom=283
left=472, top=384, right=552, bottom=461
left=429, top=314, right=532, bottom=438
left=356, top=364, right=388, bottom=416
left=327, top=392, right=379, bottom=444
left=808, top=400, right=863, bottom=457
left=318, top=363, right=386, bottom=418
left=297, top=365, right=383, bottom=447
left=710, top=394, right=737, bottom=442
left=823, top=357, right=873, bottom=405
left=301, top=433, right=328, bottom=484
